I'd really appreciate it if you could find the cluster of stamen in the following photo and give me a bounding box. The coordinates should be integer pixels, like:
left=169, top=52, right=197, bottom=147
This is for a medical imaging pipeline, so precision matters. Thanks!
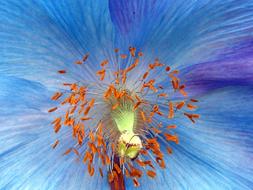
left=49, top=47, right=199, bottom=189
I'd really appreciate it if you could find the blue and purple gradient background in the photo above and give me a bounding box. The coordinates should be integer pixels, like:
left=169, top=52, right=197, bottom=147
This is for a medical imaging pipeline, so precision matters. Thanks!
left=0, top=0, right=253, bottom=190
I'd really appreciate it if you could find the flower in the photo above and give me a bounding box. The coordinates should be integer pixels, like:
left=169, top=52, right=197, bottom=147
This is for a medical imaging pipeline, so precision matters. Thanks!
left=49, top=46, right=200, bottom=189
left=0, top=1, right=253, bottom=190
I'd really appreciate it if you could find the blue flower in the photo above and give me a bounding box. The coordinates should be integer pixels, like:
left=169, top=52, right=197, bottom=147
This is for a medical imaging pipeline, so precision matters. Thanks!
left=0, top=0, right=253, bottom=190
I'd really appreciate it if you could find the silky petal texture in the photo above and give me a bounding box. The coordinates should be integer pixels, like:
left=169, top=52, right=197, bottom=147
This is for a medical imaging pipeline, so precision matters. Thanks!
left=181, top=39, right=253, bottom=97
left=0, top=1, right=253, bottom=190
left=0, top=0, right=116, bottom=88
left=0, top=0, right=114, bottom=190
left=167, top=86, right=253, bottom=190
left=109, top=0, right=253, bottom=93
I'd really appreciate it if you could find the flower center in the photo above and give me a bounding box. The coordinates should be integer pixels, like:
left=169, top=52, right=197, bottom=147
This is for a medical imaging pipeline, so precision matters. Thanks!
left=49, top=47, right=200, bottom=188
left=111, top=99, right=142, bottom=159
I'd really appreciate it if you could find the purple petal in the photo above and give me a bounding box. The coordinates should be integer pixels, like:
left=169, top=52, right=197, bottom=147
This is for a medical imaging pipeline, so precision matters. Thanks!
left=181, top=40, right=253, bottom=97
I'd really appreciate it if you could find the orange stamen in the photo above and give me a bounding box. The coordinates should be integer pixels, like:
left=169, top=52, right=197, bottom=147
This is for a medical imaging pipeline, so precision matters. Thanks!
left=133, top=178, right=140, bottom=187
left=75, top=60, right=83, bottom=65
left=99, top=168, right=104, bottom=177
left=146, top=170, right=156, bottom=178
left=58, top=70, right=66, bottom=74
left=82, top=53, right=89, bottom=62
left=129, top=47, right=136, bottom=57
left=140, top=111, right=146, bottom=122
left=114, top=163, right=122, bottom=174
left=176, top=101, right=185, bottom=109
left=112, top=102, right=119, bottom=110
left=100, top=60, right=109, bottom=67
left=142, top=71, right=149, bottom=80
left=168, top=102, right=174, bottom=119
left=63, top=148, right=72, bottom=155
left=164, top=133, right=179, bottom=144
left=187, top=103, right=197, bottom=110
left=184, top=113, right=200, bottom=123
left=166, top=125, right=177, bottom=129
left=48, top=107, right=58, bottom=112
left=165, top=66, right=171, bottom=72
left=51, top=92, right=63, bottom=101
left=52, top=140, right=59, bottom=149
left=138, top=52, right=143, bottom=57
left=120, top=54, right=127, bottom=59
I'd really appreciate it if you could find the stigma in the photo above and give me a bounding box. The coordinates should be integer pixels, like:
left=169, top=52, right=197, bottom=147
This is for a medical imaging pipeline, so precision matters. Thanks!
left=49, top=47, right=200, bottom=188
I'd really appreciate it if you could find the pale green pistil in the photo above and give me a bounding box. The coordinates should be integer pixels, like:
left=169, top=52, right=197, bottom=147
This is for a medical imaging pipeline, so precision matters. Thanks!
left=112, top=107, right=142, bottom=159
left=114, top=111, right=135, bottom=133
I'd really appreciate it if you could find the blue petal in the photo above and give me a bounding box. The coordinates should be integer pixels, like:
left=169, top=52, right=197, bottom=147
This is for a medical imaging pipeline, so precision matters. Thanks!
left=165, top=86, right=253, bottom=189
left=0, top=1, right=115, bottom=189
left=109, top=0, right=253, bottom=68
left=110, top=0, right=253, bottom=98
left=0, top=0, right=116, bottom=88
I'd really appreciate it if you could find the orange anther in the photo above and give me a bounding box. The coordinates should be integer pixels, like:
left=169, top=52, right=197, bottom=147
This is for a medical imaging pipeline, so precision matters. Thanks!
left=164, top=133, right=179, bottom=144
left=48, top=107, right=58, bottom=113
left=133, top=101, right=142, bottom=111
left=133, top=178, right=140, bottom=187
left=54, top=123, right=61, bottom=133
left=52, top=140, right=59, bottom=149
left=142, top=71, right=149, bottom=80
left=82, top=53, right=89, bottom=62
left=63, top=148, right=72, bottom=155
left=187, top=103, right=197, bottom=110
left=184, top=113, right=200, bottom=123
left=112, top=102, right=120, bottom=110
left=84, top=106, right=91, bottom=116
left=75, top=60, right=82, bottom=65
left=100, top=59, right=109, bottom=67
left=165, top=66, right=171, bottom=72
left=140, top=111, right=146, bottom=122
left=114, top=163, right=121, bottom=174
left=80, top=117, right=91, bottom=121
left=88, top=163, right=95, bottom=176
left=147, top=170, right=156, bottom=178
left=108, top=172, right=114, bottom=183
left=158, top=93, right=167, bottom=97
left=138, top=52, right=143, bottom=57
left=166, top=125, right=177, bottom=129
left=51, top=92, right=63, bottom=100
left=176, top=101, right=185, bottom=109
left=99, top=168, right=104, bottom=177
left=58, top=70, right=66, bottom=74
left=89, top=98, right=95, bottom=107
left=120, top=54, right=127, bottom=59
left=166, top=147, right=173, bottom=154
left=129, top=47, right=136, bottom=57
left=168, top=102, right=174, bottom=119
